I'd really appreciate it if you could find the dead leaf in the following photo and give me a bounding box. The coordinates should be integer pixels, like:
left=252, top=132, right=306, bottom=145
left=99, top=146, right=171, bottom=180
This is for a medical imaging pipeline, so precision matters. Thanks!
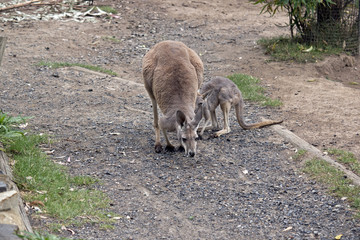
left=283, top=226, right=293, bottom=232
left=335, top=234, right=343, bottom=239
left=30, top=200, right=45, bottom=207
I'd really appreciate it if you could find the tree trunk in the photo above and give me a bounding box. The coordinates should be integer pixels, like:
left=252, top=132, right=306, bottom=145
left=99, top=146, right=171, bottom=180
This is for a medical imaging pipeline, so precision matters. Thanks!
left=317, top=0, right=343, bottom=24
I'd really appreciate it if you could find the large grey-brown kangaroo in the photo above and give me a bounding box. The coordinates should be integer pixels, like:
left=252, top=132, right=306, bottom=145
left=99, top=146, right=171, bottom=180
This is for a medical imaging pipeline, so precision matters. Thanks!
left=142, top=41, right=204, bottom=157
left=198, top=76, right=282, bottom=138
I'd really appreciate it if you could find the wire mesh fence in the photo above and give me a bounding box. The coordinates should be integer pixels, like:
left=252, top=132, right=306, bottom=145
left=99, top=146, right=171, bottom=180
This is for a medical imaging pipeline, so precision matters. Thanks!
left=307, top=0, right=360, bottom=55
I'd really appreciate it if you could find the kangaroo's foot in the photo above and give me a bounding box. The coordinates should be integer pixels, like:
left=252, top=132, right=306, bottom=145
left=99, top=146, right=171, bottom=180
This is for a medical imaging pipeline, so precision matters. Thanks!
left=165, top=144, right=176, bottom=152
left=155, top=144, right=163, bottom=153
left=213, top=128, right=231, bottom=138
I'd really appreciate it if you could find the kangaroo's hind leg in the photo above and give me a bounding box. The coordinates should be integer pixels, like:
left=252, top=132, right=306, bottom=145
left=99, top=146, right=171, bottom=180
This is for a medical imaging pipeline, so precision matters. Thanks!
left=214, top=101, right=232, bottom=138
left=198, top=103, right=212, bottom=138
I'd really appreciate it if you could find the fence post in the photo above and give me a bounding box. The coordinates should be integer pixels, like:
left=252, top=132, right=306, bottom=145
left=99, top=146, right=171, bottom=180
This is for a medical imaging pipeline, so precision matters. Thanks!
left=0, top=36, right=7, bottom=67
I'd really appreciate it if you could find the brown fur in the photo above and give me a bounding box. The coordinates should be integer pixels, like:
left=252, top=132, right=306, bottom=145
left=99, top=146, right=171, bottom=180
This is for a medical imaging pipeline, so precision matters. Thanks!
left=142, top=41, right=204, bottom=157
left=198, top=76, right=283, bottom=138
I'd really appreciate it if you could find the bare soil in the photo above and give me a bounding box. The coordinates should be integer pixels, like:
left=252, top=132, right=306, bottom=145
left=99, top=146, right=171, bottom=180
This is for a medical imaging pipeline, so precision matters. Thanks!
left=1, top=0, right=360, bottom=239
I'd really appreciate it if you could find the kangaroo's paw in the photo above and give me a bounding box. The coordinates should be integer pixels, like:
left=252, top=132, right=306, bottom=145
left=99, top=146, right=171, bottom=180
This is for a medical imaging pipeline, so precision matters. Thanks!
left=165, top=145, right=176, bottom=152
left=155, top=144, right=163, bottom=153
left=177, top=146, right=185, bottom=152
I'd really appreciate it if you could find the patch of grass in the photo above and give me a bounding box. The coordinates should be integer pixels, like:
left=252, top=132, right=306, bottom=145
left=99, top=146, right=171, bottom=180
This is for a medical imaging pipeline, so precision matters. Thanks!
left=37, top=61, right=118, bottom=76
left=293, top=149, right=307, bottom=161
left=303, top=159, right=360, bottom=218
left=327, top=148, right=360, bottom=176
left=0, top=112, right=115, bottom=229
left=6, top=135, right=111, bottom=224
left=257, top=36, right=343, bottom=63
left=227, top=73, right=282, bottom=107
left=98, top=6, right=118, bottom=14
left=102, top=36, right=121, bottom=43
left=17, top=231, right=76, bottom=240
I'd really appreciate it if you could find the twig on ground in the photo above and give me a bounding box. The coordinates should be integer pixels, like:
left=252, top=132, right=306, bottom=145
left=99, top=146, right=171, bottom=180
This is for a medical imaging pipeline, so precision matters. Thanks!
left=0, top=0, right=62, bottom=12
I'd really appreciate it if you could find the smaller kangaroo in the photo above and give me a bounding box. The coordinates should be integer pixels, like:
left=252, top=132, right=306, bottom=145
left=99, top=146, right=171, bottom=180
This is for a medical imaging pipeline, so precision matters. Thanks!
left=197, top=76, right=283, bottom=138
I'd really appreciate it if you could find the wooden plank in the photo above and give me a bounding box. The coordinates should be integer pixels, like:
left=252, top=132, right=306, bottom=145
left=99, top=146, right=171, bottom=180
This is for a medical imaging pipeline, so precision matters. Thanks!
left=0, top=36, right=7, bottom=67
left=0, top=150, right=33, bottom=232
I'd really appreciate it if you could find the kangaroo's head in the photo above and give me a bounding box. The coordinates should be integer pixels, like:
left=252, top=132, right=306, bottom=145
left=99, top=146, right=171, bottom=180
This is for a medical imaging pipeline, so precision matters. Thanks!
left=176, top=109, right=202, bottom=157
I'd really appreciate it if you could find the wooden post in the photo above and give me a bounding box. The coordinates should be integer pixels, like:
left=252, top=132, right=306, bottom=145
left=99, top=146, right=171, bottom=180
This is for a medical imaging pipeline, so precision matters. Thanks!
left=0, top=36, right=7, bottom=67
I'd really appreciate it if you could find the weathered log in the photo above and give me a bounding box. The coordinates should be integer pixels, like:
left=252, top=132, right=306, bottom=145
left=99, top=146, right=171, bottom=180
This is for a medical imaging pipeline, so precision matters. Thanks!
left=0, top=149, right=33, bottom=233
left=0, top=36, right=7, bottom=67
left=0, top=0, right=40, bottom=12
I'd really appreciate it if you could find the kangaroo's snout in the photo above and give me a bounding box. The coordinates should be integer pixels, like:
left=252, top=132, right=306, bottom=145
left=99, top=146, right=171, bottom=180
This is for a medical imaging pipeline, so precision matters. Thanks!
left=188, top=151, right=195, bottom=157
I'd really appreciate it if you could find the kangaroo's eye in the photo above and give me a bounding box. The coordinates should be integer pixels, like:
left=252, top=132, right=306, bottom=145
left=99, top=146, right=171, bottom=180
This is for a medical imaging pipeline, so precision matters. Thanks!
left=182, top=138, right=187, bottom=142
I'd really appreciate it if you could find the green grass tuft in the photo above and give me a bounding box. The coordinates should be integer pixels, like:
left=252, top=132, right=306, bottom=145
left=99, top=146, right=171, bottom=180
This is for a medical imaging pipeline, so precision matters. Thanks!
left=37, top=61, right=118, bottom=76
left=293, top=149, right=307, bottom=161
left=98, top=6, right=118, bottom=14
left=327, top=148, right=360, bottom=176
left=227, top=73, right=282, bottom=107
left=303, top=159, right=360, bottom=218
left=102, top=36, right=122, bottom=43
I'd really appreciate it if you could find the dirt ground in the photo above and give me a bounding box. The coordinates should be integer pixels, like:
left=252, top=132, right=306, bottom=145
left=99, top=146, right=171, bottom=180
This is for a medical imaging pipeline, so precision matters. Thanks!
left=1, top=0, right=360, bottom=239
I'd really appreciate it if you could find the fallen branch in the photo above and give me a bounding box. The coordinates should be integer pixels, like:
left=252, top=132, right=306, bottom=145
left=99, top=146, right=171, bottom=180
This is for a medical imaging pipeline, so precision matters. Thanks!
left=0, top=0, right=40, bottom=12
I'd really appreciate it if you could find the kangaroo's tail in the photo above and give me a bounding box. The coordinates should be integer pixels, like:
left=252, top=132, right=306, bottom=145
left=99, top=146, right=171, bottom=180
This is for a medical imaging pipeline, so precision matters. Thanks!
left=234, top=102, right=283, bottom=130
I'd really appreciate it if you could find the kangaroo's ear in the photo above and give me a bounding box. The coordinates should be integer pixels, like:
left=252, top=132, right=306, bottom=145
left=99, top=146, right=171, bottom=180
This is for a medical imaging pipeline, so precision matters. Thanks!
left=176, top=110, right=187, bottom=127
left=191, top=106, right=202, bottom=128
left=201, top=89, right=212, bottom=99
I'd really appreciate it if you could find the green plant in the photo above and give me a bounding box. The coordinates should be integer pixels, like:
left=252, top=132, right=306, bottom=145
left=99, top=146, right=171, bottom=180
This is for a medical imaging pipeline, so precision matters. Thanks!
left=227, top=73, right=282, bottom=107
left=6, top=134, right=111, bottom=223
left=252, top=0, right=334, bottom=41
left=257, top=36, right=343, bottom=63
left=0, top=113, right=115, bottom=228
left=37, top=61, right=118, bottom=76
left=293, top=149, right=307, bottom=161
left=0, top=110, right=30, bottom=139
